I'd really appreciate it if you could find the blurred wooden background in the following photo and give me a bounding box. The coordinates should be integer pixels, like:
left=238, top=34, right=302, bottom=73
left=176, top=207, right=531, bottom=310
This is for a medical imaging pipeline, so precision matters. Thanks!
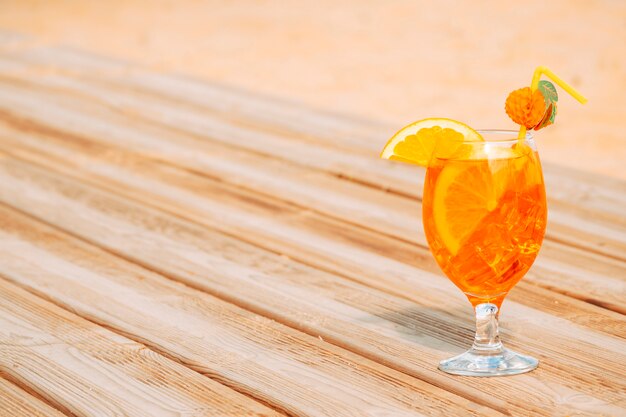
left=1, top=0, right=624, bottom=180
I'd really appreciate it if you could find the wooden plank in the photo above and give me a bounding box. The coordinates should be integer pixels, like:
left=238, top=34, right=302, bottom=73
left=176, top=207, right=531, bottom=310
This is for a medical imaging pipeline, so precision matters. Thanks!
left=0, top=114, right=624, bottom=315
left=1, top=46, right=625, bottom=231
left=8, top=57, right=626, bottom=231
left=1, top=131, right=622, bottom=325
left=0, top=39, right=620, bottom=412
left=0, top=160, right=623, bottom=416
left=0, top=212, right=501, bottom=417
left=0, top=280, right=281, bottom=417
left=0, top=42, right=389, bottom=148
left=0, top=378, right=66, bottom=417
left=0, top=67, right=623, bottom=266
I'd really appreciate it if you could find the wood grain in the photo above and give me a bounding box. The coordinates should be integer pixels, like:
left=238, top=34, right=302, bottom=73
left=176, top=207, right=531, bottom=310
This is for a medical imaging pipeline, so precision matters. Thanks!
left=0, top=209, right=499, bottom=417
left=0, top=115, right=623, bottom=315
left=0, top=42, right=623, bottom=417
left=0, top=279, right=281, bottom=417
left=0, top=55, right=623, bottom=273
left=0, top=161, right=623, bottom=416
left=0, top=377, right=67, bottom=417
left=0, top=47, right=624, bottom=231
left=0, top=52, right=624, bottom=264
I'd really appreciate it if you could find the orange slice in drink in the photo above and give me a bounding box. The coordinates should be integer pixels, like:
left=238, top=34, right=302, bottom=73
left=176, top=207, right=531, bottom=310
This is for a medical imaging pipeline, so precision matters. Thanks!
left=432, top=146, right=529, bottom=255
left=432, top=163, right=494, bottom=256
left=380, top=118, right=483, bottom=166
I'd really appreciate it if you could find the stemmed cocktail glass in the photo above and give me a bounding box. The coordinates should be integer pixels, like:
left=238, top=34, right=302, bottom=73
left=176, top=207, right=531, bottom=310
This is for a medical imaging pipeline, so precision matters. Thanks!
left=380, top=67, right=586, bottom=376
left=422, top=130, right=546, bottom=376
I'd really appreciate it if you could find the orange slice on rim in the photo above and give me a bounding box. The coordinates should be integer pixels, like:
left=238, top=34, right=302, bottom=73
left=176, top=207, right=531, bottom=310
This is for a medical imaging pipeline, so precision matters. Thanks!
left=380, top=118, right=483, bottom=166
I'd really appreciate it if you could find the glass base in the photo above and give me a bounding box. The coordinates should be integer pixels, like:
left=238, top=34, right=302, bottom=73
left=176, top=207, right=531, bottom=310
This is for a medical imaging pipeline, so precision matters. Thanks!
left=439, top=347, right=538, bottom=377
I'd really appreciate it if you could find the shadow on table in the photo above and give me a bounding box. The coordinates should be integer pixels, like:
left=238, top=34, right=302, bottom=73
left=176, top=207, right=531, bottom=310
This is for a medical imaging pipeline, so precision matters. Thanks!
left=354, top=302, right=475, bottom=355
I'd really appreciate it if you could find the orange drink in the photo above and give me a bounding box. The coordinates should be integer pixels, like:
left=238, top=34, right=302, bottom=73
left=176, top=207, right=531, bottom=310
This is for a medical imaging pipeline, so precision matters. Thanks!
left=422, top=134, right=547, bottom=308
left=379, top=67, right=585, bottom=376
left=382, top=124, right=547, bottom=376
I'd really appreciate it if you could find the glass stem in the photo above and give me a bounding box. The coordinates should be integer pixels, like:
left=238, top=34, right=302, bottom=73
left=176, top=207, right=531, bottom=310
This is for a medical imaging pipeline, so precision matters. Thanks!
left=471, top=303, right=504, bottom=354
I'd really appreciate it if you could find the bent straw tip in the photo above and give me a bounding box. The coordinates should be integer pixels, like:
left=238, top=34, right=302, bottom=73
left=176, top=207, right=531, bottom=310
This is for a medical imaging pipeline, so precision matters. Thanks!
left=536, top=66, right=588, bottom=104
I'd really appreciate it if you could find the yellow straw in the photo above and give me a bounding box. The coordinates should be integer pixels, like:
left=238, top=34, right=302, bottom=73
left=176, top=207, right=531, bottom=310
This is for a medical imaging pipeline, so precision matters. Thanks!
left=518, top=66, right=587, bottom=139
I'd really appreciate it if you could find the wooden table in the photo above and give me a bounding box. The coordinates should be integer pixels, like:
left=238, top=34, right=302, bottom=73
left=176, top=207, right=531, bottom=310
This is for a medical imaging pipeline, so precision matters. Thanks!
left=0, top=35, right=624, bottom=417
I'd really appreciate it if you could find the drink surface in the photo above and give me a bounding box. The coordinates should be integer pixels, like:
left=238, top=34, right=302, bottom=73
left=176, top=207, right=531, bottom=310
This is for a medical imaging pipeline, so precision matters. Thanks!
left=422, top=147, right=547, bottom=307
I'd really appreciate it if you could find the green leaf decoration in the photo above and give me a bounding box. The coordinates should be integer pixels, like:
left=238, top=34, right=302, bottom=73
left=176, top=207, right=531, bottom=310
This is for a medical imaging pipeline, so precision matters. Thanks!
left=538, top=80, right=558, bottom=104
left=534, top=81, right=559, bottom=131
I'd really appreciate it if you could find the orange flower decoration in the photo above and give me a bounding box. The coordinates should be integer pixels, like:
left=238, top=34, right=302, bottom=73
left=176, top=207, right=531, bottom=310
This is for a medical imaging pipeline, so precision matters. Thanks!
left=505, top=87, right=547, bottom=129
